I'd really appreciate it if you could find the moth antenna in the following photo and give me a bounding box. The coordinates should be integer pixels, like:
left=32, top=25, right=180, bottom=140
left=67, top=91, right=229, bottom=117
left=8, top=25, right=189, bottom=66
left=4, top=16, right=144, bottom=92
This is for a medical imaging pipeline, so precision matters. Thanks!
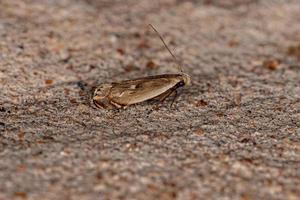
left=148, top=24, right=183, bottom=73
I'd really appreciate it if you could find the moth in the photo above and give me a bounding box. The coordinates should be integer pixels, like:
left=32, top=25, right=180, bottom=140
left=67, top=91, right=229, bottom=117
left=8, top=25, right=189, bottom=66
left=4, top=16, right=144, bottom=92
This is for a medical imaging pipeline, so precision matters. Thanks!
left=92, top=24, right=191, bottom=109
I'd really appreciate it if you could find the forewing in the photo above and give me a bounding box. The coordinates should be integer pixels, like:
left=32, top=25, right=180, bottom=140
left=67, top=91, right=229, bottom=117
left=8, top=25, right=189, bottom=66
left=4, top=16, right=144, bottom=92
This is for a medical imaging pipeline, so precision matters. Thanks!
left=109, top=75, right=181, bottom=105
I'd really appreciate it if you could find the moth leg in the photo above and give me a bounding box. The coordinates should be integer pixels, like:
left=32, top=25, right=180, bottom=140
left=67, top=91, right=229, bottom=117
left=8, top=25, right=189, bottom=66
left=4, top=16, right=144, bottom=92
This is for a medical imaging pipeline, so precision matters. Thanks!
left=92, top=97, right=111, bottom=109
left=109, top=101, right=122, bottom=108
left=152, top=88, right=178, bottom=111
left=93, top=100, right=105, bottom=109
left=159, top=88, right=180, bottom=108
left=109, top=100, right=128, bottom=109
left=170, top=89, right=179, bottom=108
left=156, top=88, right=175, bottom=102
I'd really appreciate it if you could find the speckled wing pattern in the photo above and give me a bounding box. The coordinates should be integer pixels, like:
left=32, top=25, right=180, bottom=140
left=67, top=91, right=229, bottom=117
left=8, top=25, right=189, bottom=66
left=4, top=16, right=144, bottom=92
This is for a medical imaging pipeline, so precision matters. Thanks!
left=109, top=74, right=182, bottom=105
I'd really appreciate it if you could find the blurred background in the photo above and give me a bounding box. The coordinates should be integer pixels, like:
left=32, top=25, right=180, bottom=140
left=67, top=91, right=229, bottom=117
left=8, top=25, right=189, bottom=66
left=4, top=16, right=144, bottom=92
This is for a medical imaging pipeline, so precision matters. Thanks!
left=0, top=0, right=299, bottom=200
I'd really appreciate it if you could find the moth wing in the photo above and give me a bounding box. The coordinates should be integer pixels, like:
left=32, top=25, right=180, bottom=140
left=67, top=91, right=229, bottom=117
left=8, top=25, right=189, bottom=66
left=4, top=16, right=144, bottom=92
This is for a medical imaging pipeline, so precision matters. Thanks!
left=109, top=76, right=180, bottom=105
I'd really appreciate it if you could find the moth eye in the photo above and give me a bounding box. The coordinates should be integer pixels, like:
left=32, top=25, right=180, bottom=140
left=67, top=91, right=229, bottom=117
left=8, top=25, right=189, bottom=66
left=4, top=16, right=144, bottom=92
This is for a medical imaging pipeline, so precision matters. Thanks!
left=178, top=81, right=185, bottom=86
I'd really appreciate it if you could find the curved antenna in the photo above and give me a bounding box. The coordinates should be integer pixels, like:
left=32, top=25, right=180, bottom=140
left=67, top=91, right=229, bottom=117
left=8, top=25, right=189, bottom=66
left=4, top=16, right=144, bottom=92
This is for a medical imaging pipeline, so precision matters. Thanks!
left=148, top=24, right=183, bottom=73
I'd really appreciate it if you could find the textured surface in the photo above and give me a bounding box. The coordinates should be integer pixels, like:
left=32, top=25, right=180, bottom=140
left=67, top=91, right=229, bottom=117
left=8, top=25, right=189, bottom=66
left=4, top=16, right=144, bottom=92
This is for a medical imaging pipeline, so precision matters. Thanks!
left=1, top=0, right=300, bottom=199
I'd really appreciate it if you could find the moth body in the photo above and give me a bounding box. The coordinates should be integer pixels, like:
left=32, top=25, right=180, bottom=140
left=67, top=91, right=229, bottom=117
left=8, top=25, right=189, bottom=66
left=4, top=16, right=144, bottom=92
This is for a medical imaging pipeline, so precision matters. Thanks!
left=92, top=73, right=190, bottom=109
left=92, top=24, right=191, bottom=109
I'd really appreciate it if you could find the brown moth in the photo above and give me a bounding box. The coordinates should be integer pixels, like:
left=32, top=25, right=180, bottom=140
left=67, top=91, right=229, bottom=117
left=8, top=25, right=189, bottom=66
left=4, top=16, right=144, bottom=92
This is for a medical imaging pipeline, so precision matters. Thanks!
left=92, top=24, right=191, bottom=109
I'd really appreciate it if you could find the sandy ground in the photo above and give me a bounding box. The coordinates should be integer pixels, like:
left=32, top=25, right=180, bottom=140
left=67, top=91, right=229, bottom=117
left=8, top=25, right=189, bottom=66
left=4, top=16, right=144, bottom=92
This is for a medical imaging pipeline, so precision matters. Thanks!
left=0, top=0, right=300, bottom=199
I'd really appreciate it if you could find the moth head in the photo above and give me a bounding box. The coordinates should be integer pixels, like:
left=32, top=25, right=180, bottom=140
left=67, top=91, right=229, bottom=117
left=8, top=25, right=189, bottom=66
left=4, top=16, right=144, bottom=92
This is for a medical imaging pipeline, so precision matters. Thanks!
left=181, top=73, right=191, bottom=86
